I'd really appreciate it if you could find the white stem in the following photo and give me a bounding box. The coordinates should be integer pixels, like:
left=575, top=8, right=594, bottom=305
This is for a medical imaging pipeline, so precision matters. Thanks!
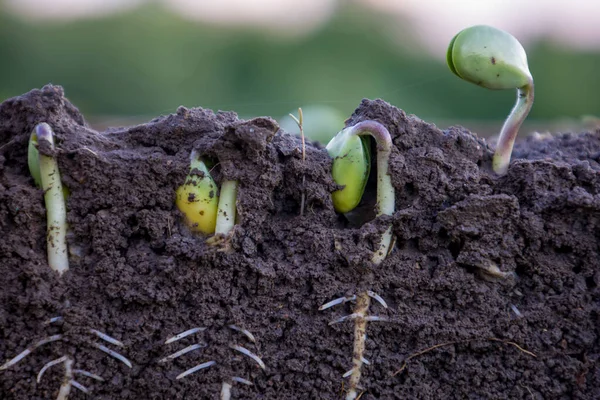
left=56, top=358, right=73, bottom=400
left=36, top=123, right=69, bottom=275
left=493, top=81, right=534, bottom=175
left=215, top=180, right=238, bottom=235
left=349, top=121, right=395, bottom=265
left=220, top=381, right=232, bottom=400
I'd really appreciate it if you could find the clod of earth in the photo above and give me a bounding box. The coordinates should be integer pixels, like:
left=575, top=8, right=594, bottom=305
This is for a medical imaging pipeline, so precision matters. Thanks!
left=1, top=85, right=599, bottom=399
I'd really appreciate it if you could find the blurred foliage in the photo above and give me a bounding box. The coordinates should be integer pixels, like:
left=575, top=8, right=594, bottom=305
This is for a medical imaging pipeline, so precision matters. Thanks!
left=0, top=2, right=599, bottom=127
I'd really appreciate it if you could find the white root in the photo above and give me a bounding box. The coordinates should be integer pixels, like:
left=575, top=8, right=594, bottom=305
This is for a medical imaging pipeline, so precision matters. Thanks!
left=92, top=343, right=132, bottom=368
left=328, top=313, right=360, bottom=326
left=164, top=327, right=206, bottom=344
left=228, top=325, right=256, bottom=343
left=37, top=355, right=69, bottom=383
left=176, top=360, right=216, bottom=380
left=230, top=345, right=266, bottom=370
left=511, top=304, right=523, bottom=318
left=44, top=316, right=63, bottom=325
left=231, top=377, right=253, bottom=386
left=319, top=295, right=356, bottom=311
left=90, top=329, right=124, bottom=347
left=159, top=343, right=206, bottom=363
left=365, top=316, right=388, bottom=322
left=70, top=380, right=89, bottom=394
left=74, top=369, right=104, bottom=382
left=366, top=291, right=388, bottom=309
left=0, top=334, right=62, bottom=370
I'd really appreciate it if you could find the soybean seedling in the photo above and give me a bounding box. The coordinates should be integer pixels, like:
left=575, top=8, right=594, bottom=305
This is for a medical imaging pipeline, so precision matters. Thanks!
left=27, top=123, right=69, bottom=275
left=323, top=120, right=395, bottom=399
left=176, top=150, right=238, bottom=242
left=447, top=25, right=534, bottom=175
left=2, top=123, right=133, bottom=398
left=326, top=120, right=394, bottom=264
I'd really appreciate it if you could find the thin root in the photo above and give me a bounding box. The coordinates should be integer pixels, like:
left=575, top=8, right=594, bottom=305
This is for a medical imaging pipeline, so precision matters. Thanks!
left=164, top=327, right=207, bottom=344
left=229, top=325, right=256, bottom=343
left=232, top=376, right=253, bottom=386
left=159, top=343, right=206, bottom=363
left=90, top=329, right=124, bottom=347
left=92, top=342, right=133, bottom=368
left=329, top=313, right=360, bottom=325
left=74, top=369, right=104, bottom=382
left=176, top=360, right=216, bottom=380
left=319, top=295, right=356, bottom=311
left=366, top=291, right=388, bottom=309
left=70, top=380, right=89, bottom=393
left=230, top=345, right=266, bottom=370
left=0, top=334, right=62, bottom=370
left=391, top=337, right=537, bottom=376
left=37, top=355, right=69, bottom=383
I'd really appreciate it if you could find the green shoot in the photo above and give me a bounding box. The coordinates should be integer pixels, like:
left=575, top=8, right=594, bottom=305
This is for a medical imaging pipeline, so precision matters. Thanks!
left=447, top=25, right=534, bottom=175
left=328, top=121, right=394, bottom=264
left=289, top=107, right=307, bottom=216
left=32, top=123, right=69, bottom=275
left=214, top=180, right=238, bottom=236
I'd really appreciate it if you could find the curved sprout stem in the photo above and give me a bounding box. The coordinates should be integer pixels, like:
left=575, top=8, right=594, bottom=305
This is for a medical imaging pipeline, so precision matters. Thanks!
left=347, top=121, right=395, bottom=265
left=493, top=81, right=534, bottom=175
left=36, top=123, right=69, bottom=275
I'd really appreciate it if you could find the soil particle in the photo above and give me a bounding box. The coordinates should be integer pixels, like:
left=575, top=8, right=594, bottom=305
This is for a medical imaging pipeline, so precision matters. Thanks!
left=1, top=86, right=598, bottom=399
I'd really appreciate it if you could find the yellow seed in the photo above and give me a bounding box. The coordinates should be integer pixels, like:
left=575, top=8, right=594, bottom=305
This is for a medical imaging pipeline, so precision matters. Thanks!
left=175, top=153, right=219, bottom=234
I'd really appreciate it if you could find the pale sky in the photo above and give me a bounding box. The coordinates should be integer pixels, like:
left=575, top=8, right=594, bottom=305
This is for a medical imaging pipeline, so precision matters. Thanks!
left=5, top=0, right=600, bottom=54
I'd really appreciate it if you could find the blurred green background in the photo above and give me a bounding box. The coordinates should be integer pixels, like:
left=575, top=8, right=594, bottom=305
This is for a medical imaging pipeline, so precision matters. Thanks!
left=0, top=0, right=599, bottom=141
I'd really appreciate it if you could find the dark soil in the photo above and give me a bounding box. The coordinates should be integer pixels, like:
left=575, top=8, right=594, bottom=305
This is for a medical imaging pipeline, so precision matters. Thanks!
left=0, top=85, right=598, bottom=399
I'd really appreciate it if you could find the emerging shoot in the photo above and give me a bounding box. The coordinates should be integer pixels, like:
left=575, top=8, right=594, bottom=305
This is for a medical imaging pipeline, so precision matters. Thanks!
left=176, top=150, right=219, bottom=234
left=214, top=180, right=238, bottom=236
left=30, top=123, right=69, bottom=275
left=289, top=107, right=307, bottom=216
left=447, top=25, right=534, bottom=175
left=327, top=121, right=394, bottom=264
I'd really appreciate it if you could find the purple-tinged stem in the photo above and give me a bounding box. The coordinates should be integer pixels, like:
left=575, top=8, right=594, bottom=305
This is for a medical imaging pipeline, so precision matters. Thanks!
left=492, top=80, right=534, bottom=175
